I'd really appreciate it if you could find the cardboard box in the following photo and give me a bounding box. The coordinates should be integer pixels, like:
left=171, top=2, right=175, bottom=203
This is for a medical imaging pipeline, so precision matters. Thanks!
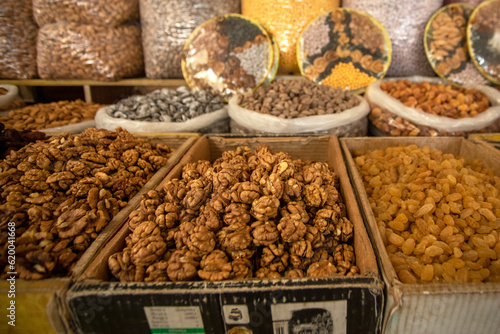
left=468, top=133, right=500, bottom=158
left=340, top=137, right=500, bottom=334
left=0, top=133, right=199, bottom=334
left=68, top=135, right=384, bottom=334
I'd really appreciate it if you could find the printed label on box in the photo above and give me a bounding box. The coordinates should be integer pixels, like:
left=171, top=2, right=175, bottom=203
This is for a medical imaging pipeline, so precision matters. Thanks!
left=144, top=306, right=205, bottom=334
left=222, top=304, right=250, bottom=324
left=271, top=300, right=347, bottom=334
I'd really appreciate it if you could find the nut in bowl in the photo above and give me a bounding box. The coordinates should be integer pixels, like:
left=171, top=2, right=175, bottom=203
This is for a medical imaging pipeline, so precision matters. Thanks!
left=298, top=8, right=392, bottom=93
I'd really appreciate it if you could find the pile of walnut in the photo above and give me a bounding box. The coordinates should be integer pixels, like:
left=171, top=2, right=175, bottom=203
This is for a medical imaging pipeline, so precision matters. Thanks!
left=0, top=128, right=172, bottom=279
left=109, top=144, right=358, bottom=282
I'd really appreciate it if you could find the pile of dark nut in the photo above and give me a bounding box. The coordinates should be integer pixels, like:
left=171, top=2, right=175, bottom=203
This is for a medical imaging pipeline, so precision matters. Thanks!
left=237, top=79, right=360, bottom=118
left=0, top=123, right=46, bottom=159
left=109, top=144, right=358, bottom=282
left=0, top=128, right=172, bottom=279
left=107, top=86, right=225, bottom=122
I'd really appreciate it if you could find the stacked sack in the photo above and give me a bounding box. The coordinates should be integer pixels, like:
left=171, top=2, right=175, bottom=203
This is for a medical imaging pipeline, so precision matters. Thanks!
left=140, top=0, right=240, bottom=79
left=0, top=0, right=38, bottom=79
left=33, top=0, right=143, bottom=81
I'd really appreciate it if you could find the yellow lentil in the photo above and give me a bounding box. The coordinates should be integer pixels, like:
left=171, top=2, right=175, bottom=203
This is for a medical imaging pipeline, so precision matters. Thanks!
left=242, top=0, right=339, bottom=74
left=321, top=62, right=376, bottom=91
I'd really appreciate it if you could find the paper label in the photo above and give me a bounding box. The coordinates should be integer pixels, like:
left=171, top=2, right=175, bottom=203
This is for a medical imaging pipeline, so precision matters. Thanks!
left=144, top=306, right=205, bottom=334
left=222, top=304, right=250, bottom=324
left=271, top=300, right=347, bottom=334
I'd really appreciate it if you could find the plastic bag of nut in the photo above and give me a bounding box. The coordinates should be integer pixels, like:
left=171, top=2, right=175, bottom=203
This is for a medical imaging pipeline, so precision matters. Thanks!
left=140, top=0, right=240, bottom=79
left=0, top=0, right=38, bottom=79
left=95, top=87, right=229, bottom=133
left=366, top=76, right=500, bottom=136
left=343, top=0, right=441, bottom=77
left=37, top=22, right=144, bottom=81
left=228, top=79, right=370, bottom=136
left=33, top=0, right=139, bottom=27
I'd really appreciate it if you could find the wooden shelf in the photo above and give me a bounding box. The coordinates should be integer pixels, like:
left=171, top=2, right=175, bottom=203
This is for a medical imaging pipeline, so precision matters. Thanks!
left=0, top=78, right=186, bottom=87
left=0, top=78, right=187, bottom=103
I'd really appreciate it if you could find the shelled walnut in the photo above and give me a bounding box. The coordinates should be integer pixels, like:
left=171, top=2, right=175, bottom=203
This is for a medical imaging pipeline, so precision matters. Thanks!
left=0, top=127, right=173, bottom=279
left=110, top=143, right=358, bottom=282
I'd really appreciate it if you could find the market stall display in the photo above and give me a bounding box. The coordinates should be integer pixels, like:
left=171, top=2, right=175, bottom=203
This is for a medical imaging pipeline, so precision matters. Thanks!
left=297, top=9, right=391, bottom=92
left=69, top=135, right=383, bottom=334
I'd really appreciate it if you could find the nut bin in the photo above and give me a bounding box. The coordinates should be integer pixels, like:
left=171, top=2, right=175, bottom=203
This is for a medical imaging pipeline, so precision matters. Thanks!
left=68, top=135, right=383, bottom=334
left=341, top=136, right=500, bottom=334
left=467, top=0, right=500, bottom=85
left=297, top=9, right=392, bottom=93
left=0, top=130, right=199, bottom=334
left=424, top=3, right=489, bottom=86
